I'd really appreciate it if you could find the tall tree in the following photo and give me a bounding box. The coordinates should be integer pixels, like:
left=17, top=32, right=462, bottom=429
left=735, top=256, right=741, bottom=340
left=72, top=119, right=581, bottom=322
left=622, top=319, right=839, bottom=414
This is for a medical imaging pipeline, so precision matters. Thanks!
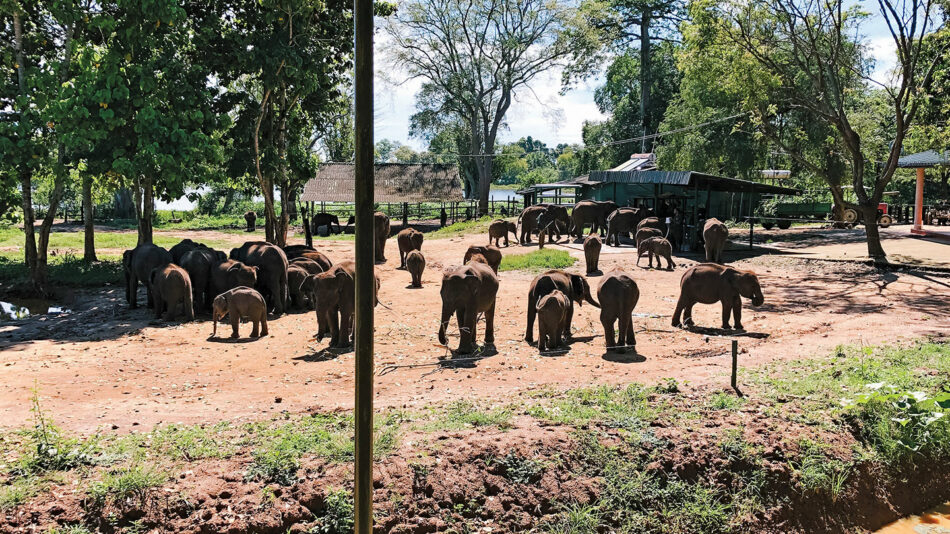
left=389, top=0, right=580, bottom=214
left=713, top=0, right=947, bottom=260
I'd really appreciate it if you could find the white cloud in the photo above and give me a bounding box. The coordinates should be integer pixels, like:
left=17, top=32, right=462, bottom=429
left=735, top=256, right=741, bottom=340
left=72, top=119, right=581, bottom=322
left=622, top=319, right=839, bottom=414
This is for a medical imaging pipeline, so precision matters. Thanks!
left=866, top=35, right=898, bottom=86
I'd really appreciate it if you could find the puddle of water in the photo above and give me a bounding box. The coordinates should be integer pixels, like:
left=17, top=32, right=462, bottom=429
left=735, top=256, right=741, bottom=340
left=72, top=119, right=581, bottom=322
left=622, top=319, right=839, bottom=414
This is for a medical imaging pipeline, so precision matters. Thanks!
left=875, top=502, right=950, bottom=533
left=0, top=299, right=72, bottom=321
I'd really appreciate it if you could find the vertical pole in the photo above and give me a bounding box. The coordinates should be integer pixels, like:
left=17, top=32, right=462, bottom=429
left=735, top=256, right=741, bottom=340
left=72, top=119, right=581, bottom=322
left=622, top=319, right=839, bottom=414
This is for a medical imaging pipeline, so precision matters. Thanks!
left=913, top=167, right=925, bottom=234
left=731, top=340, right=742, bottom=397
left=353, top=0, right=375, bottom=529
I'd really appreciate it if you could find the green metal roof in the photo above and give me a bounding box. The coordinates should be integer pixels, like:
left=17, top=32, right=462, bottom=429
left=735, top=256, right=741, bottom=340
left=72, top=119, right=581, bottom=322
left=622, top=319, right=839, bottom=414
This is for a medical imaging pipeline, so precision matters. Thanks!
left=586, top=170, right=801, bottom=195
left=897, top=150, right=950, bottom=168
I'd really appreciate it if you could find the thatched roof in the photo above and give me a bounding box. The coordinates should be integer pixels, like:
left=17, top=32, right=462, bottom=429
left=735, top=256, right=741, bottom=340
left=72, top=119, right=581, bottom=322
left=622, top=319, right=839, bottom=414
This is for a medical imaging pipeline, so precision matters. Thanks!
left=300, top=163, right=464, bottom=203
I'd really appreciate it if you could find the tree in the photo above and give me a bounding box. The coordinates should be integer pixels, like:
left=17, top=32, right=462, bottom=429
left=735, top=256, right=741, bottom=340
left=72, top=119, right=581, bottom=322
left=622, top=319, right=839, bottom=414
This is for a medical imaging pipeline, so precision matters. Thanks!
left=389, top=0, right=580, bottom=214
left=714, top=0, right=947, bottom=260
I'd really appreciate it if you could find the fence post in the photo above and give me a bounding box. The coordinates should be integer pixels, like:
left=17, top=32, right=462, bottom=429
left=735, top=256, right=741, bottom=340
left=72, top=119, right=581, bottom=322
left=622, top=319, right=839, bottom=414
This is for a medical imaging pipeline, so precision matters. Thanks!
left=731, top=340, right=742, bottom=397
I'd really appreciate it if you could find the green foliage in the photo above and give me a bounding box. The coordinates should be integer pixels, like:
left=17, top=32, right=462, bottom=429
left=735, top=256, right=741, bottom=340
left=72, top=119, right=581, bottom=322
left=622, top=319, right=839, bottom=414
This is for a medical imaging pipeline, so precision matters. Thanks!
left=246, top=439, right=301, bottom=486
left=310, top=489, right=354, bottom=534
left=526, top=384, right=658, bottom=432
left=87, top=464, right=166, bottom=511
left=430, top=400, right=513, bottom=431
left=0, top=253, right=123, bottom=287
left=13, top=388, right=96, bottom=476
left=493, top=452, right=544, bottom=484
left=543, top=502, right=600, bottom=534
left=498, top=249, right=576, bottom=272
left=707, top=392, right=743, bottom=411
left=843, top=385, right=950, bottom=461
left=426, top=216, right=496, bottom=239
left=790, top=439, right=850, bottom=501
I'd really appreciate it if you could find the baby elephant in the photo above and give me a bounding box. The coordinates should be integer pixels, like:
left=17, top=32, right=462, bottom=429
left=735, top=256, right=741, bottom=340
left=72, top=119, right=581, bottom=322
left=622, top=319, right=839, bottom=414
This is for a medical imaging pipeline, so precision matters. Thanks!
left=636, top=237, right=676, bottom=270
left=703, top=218, right=729, bottom=263
left=212, top=287, right=269, bottom=339
left=672, top=263, right=764, bottom=330
left=597, top=268, right=640, bottom=352
left=584, top=234, right=602, bottom=275
left=488, top=219, right=517, bottom=247
left=150, top=264, right=194, bottom=321
left=536, top=289, right=571, bottom=352
left=406, top=250, right=425, bottom=288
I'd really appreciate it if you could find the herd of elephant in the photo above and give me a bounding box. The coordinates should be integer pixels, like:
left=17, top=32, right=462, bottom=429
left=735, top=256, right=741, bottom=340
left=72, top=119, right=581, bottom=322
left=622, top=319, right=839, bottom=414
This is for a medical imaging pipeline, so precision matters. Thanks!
left=121, top=207, right=765, bottom=356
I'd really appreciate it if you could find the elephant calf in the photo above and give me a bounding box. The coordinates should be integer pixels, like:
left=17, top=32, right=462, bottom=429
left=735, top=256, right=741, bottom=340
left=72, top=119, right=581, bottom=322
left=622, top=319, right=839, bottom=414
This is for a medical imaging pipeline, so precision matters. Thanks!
left=397, top=228, right=424, bottom=269
left=636, top=237, right=676, bottom=270
left=288, top=264, right=315, bottom=310
left=212, top=287, right=268, bottom=339
left=672, top=263, right=764, bottom=330
left=313, top=261, right=380, bottom=349
left=488, top=219, right=517, bottom=247
left=703, top=218, right=729, bottom=263
left=635, top=227, right=663, bottom=249
left=584, top=234, right=602, bottom=275
left=597, top=269, right=640, bottom=353
left=463, top=245, right=502, bottom=274
left=525, top=270, right=599, bottom=344
left=438, top=262, right=499, bottom=354
left=150, top=264, right=195, bottom=322
left=536, top=290, right=571, bottom=352
left=406, top=250, right=425, bottom=288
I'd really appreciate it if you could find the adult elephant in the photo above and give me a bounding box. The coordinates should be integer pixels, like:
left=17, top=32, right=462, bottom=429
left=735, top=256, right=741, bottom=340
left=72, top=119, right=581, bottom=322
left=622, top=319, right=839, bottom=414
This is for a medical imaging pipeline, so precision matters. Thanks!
left=123, top=243, right=172, bottom=309
left=536, top=204, right=570, bottom=245
left=229, top=242, right=290, bottom=315
left=703, top=218, right=729, bottom=263
left=517, top=205, right=546, bottom=244
left=570, top=200, right=619, bottom=239
left=374, top=211, right=390, bottom=263
left=605, top=208, right=647, bottom=247
left=438, top=261, right=499, bottom=354
left=210, top=260, right=259, bottom=300
left=310, top=213, right=342, bottom=235
left=596, top=268, right=640, bottom=353
left=312, top=261, right=379, bottom=348
left=525, top=270, right=599, bottom=344
left=170, top=238, right=204, bottom=264
left=180, top=248, right=226, bottom=312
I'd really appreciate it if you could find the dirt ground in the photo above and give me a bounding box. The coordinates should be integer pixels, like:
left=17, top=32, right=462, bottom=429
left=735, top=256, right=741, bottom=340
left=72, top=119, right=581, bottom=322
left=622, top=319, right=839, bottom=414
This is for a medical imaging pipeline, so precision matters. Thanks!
left=1, top=226, right=948, bottom=434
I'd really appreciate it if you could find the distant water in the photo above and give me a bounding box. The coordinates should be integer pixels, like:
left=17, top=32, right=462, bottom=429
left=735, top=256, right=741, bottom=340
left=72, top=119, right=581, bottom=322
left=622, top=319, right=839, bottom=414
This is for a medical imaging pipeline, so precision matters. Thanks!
left=489, top=188, right=522, bottom=201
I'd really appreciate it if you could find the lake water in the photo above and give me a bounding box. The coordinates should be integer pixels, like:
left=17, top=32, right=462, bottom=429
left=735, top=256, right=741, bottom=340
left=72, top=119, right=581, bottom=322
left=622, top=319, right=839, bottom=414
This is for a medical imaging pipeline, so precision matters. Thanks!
left=0, top=299, right=71, bottom=321
left=875, top=502, right=950, bottom=533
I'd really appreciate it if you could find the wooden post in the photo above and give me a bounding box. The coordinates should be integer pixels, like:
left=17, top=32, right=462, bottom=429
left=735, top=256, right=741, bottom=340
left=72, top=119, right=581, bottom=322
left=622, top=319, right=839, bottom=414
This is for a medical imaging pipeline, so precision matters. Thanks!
left=353, top=0, right=375, bottom=529
left=912, top=167, right=925, bottom=234
left=731, top=340, right=742, bottom=397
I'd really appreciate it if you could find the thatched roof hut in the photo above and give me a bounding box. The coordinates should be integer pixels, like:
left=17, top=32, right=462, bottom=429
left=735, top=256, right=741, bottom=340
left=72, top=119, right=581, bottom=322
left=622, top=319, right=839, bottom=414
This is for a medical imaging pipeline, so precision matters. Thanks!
left=300, top=163, right=464, bottom=203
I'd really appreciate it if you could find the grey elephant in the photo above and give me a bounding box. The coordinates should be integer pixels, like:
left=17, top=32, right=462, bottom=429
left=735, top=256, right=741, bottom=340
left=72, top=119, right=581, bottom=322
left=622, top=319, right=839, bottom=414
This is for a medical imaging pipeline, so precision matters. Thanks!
left=438, top=261, right=499, bottom=354
left=229, top=242, right=290, bottom=315
left=123, top=243, right=172, bottom=309
left=536, top=204, right=570, bottom=245
left=149, top=264, right=194, bottom=321
left=605, top=208, right=647, bottom=247
left=310, top=212, right=342, bottom=235
left=703, top=218, right=729, bottom=263
left=636, top=216, right=665, bottom=233
left=313, top=261, right=380, bottom=348
left=570, top=200, right=619, bottom=239
left=525, top=270, right=599, bottom=344
left=170, top=238, right=204, bottom=264
left=536, top=289, right=571, bottom=352
left=635, top=227, right=663, bottom=249
left=284, top=245, right=333, bottom=271
left=463, top=245, right=502, bottom=274
left=636, top=237, right=676, bottom=270
left=212, top=286, right=268, bottom=338
left=375, top=211, right=391, bottom=263
left=596, top=268, right=641, bottom=353
left=289, top=257, right=325, bottom=275
left=180, top=248, right=227, bottom=312
left=517, top=205, right=546, bottom=244
left=584, top=234, right=602, bottom=275
left=210, top=260, right=259, bottom=300
left=672, top=263, right=764, bottom=330
left=488, top=219, right=517, bottom=247
left=288, top=264, right=316, bottom=310
left=396, top=228, right=424, bottom=269
left=406, top=250, right=425, bottom=288
left=244, top=211, right=257, bottom=232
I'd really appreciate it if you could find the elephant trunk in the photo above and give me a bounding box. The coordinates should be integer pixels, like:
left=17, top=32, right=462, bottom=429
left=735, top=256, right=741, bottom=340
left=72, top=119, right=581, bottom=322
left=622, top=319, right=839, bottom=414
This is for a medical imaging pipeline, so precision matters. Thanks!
left=438, top=301, right=453, bottom=345
left=584, top=284, right=600, bottom=308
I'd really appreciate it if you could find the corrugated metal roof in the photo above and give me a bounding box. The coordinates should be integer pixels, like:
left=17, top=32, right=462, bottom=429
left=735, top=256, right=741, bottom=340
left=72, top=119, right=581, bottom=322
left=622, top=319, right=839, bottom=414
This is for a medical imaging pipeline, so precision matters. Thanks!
left=587, top=170, right=801, bottom=195
left=610, top=153, right=657, bottom=172
left=897, top=150, right=950, bottom=168
left=300, top=163, right=465, bottom=203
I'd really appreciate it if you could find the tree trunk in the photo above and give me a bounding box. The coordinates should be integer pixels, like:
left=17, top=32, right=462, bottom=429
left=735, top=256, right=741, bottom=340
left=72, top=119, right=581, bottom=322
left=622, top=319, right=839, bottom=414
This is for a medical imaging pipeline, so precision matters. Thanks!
left=82, top=174, right=97, bottom=262
left=639, top=12, right=652, bottom=152
left=262, top=179, right=277, bottom=244
left=221, top=188, right=235, bottom=214
left=476, top=155, right=493, bottom=216
left=829, top=184, right=846, bottom=222
left=276, top=181, right=290, bottom=247
left=134, top=174, right=154, bottom=245
left=20, top=170, right=38, bottom=280
left=861, top=204, right=886, bottom=261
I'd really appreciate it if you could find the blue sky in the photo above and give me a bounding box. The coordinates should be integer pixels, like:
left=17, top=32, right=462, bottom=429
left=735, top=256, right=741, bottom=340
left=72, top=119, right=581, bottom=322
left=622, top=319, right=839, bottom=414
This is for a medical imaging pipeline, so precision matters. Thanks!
left=374, top=6, right=905, bottom=151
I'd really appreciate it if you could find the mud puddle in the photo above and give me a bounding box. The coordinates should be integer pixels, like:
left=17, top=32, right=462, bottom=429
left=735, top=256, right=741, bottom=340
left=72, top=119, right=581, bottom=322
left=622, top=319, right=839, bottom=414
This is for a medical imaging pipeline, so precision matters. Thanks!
left=0, top=298, right=71, bottom=321
left=876, top=502, right=950, bottom=533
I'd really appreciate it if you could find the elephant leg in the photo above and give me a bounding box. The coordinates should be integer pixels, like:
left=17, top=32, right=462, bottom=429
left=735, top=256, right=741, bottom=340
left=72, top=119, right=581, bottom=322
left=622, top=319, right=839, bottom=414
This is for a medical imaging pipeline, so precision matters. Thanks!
left=705, top=245, right=713, bottom=262
left=564, top=301, right=575, bottom=340
left=184, top=290, right=195, bottom=322
left=525, top=296, right=537, bottom=343
left=339, top=309, right=354, bottom=348
left=504, top=235, right=509, bottom=247
left=682, top=300, right=696, bottom=326
left=601, top=310, right=616, bottom=350
left=250, top=315, right=260, bottom=337
left=269, top=278, right=283, bottom=315
left=484, top=302, right=495, bottom=345
left=153, top=293, right=163, bottom=320
left=457, top=308, right=474, bottom=353
left=328, top=309, right=341, bottom=347
left=625, top=311, right=636, bottom=348
left=538, top=231, right=545, bottom=249
left=230, top=311, right=241, bottom=338
left=552, top=322, right=563, bottom=349
left=667, top=254, right=676, bottom=270
left=721, top=299, right=733, bottom=329
left=438, top=303, right=453, bottom=345
left=617, top=311, right=627, bottom=348
left=672, top=294, right=689, bottom=327
left=260, top=312, right=269, bottom=336
left=732, top=296, right=744, bottom=330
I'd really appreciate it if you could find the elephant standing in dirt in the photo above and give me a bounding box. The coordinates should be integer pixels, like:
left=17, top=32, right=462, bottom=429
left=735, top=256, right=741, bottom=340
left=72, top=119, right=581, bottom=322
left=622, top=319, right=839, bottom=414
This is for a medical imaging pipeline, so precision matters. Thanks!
left=703, top=218, right=729, bottom=263
left=210, top=260, right=259, bottom=300
left=313, top=261, right=380, bottom=348
left=375, top=211, right=391, bottom=263
left=518, top=205, right=546, bottom=244
left=637, top=237, right=676, bottom=270
left=397, top=228, right=424, bottom=269
left=212, top=287, right=268, bottom=339
left=536, top=290, right=571, bottom=352
left=525, top=270, right=600, bottom=344
left=180, top=248, right=227, bottom=312
left=463, top=245, right=503, bottom=273
left=229, top=242, right=290, bottom=315
left=288, top=264, right=316, bottom=310
left=438, top=261, right=499, bottom=354
left=672, top=263, right=764, bottom=330
left=570, top=200, right=619, bottom=239
left=289, top=257, right=325, bottom=275
left=310, top=213, right=342, bottom=235
left=406, top=250, right=425, bottom=288
left=488, top=219, right=517, bottom=247
left=244, top=211, right=257, bottom=232
left=284, top=246, right=333, bottom=272
left=149, top=264, right=194, bottom=322
left=597, top=269, right=640, bottom=353
left=170, top=238, right=209, bottom=264
left=536, top=204, right=570, bottom=245
left=123, top=243, right=173, bottom=309
left=584, top=235, right=602, bottom=275
left=635, top=227, right=663, bottom=249
left=605, top=208, right=647, bottom=247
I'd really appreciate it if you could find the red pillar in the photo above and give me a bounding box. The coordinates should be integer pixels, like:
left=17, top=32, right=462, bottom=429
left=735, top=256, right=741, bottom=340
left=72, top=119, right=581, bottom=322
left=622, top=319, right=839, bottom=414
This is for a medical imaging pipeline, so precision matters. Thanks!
left=911, top=167, right=925, bottom=235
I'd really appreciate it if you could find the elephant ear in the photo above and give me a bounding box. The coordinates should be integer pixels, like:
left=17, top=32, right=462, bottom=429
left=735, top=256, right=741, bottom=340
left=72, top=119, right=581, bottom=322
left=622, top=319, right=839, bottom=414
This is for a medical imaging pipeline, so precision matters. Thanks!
left=721, top=267, right=740, bottom=289
left=149, top=266, right=161, bottom=285
left=569, top=275, right=585, bottom=303
left=464, top=273, right=480, bottom=296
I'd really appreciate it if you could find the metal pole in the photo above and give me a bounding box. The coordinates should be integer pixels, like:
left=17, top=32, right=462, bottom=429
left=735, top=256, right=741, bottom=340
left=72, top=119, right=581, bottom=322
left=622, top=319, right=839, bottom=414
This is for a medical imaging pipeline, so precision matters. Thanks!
left=353, top=0, right=375, bottom=529
left=731, top=340, right=742, bottom=397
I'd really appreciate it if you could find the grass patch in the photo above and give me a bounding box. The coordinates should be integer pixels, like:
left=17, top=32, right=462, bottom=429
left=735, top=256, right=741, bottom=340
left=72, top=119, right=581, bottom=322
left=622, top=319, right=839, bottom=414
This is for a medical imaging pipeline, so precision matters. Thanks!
left=0, top=253, right=124, bottom=287
left=426, top=216, right=496, bottom=239
left=87, top=463, right=167, bottom=511
left=427, top=400, right=513, bottom=431
left=526, top=384, right=659, bottom=432
left=498, top=249, right=576, bottom=272
left=310, top=488, right=355, bottom=534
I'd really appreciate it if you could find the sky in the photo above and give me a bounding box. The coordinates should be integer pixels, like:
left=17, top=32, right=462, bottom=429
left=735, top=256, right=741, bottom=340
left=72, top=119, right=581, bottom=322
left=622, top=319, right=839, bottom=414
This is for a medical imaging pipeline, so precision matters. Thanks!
left=374, top=8, right=904, bottom=152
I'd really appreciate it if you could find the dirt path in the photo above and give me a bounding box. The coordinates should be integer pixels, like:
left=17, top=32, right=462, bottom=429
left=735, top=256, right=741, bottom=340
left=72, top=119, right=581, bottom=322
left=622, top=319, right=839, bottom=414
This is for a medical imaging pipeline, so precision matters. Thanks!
left=1, top=232, right=948, bottom=433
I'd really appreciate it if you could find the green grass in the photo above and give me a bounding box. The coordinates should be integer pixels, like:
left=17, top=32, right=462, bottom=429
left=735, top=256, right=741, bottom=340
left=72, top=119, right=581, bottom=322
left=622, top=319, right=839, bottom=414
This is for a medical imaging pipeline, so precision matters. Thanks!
left=0, top=226, right=235, bottom=252
left=86, top=463, right=167, bottom=511
left=498, top=248, right=576, bottom=272
left=426, top=216, right=497, bottom=239
left=0, top=253, right=124, bottom=287
left=426, top=400, right=513, bottom=431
